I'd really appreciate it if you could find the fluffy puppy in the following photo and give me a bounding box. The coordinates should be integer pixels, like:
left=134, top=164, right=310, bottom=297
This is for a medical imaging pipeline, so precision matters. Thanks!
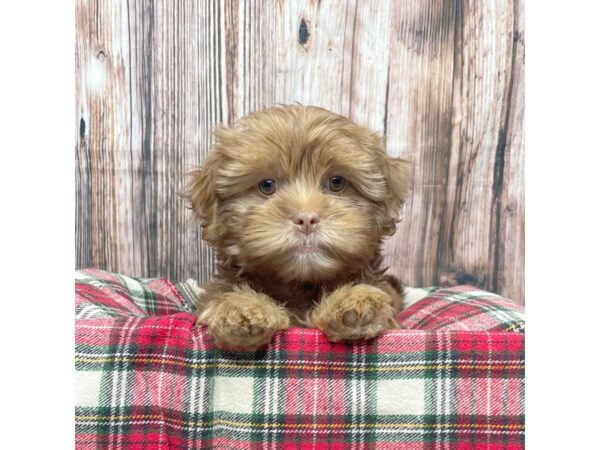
left=184, top=105, right=410, bottom=351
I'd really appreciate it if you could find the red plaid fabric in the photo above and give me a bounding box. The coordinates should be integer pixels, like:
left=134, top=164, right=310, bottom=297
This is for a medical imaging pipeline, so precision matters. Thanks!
left=399, top=286, right=525, bottom=333
left=75, top=269, right=524, bottom=449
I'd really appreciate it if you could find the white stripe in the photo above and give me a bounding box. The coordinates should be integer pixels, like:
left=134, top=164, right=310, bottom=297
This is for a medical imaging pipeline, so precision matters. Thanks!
left=75, top=271, right=94, bottom=281
left=120, top=275, right=145, bottom=302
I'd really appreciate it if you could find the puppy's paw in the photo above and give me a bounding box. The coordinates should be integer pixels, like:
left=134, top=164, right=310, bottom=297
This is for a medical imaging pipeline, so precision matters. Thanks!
left=309, top=284, right=399, bottom=342
left=198, top=288, right=290, bottom=351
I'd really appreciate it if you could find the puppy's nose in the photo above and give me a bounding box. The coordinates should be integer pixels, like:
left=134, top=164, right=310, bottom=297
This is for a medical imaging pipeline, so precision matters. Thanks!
left=293, top=211, right=321, bottom=234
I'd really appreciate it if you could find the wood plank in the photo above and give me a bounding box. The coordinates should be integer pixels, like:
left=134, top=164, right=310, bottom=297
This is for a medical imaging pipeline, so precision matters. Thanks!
left=494, top=0, right=524, bottom=301
left=438, top=0, right=524, bottom=302
left=383, top=0, right=458, bottom=288
left=274, top=0, right=356, bottom=112
left=76, top=0, right=131, bottom=273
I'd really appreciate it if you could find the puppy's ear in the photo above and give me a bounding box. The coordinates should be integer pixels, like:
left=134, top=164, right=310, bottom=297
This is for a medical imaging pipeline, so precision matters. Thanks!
left=181, top=151, right=220, bottom=243
left=382, top=156, right=412, bottom=235
left=387, top=157, right=411, bottom=206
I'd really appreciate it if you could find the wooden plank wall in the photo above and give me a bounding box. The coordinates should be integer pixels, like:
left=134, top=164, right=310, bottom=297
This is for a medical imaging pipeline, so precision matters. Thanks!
left=76, top=0, right=525, bottom=303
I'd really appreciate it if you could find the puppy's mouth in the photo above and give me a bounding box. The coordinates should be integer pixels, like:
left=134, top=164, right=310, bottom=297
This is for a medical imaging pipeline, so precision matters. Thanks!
left=296, top=246, right=320, bottom=255
left=294, top=236, right=323, bottom=256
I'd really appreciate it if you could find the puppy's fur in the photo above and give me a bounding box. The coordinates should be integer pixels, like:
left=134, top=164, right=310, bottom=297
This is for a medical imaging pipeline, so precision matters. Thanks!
left=183, top=105, right=410, bottom=350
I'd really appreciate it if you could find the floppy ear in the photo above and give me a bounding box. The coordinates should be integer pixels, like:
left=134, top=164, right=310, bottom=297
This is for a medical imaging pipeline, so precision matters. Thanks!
left=181, top=152, right=220, bottom=243
left=382, top=156, right=412, bottom=235
left=388, top=157, right=411, bottom=207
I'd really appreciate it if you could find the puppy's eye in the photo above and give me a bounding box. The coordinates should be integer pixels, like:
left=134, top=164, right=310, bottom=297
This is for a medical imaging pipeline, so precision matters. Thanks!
left=258, top=179, right=277, bottom=195
left=327, top=176, right=346, bottom=192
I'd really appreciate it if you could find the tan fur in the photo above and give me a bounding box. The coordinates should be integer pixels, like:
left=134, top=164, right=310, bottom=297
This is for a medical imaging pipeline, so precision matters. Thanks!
left=183, top=105, right=410, bottom=350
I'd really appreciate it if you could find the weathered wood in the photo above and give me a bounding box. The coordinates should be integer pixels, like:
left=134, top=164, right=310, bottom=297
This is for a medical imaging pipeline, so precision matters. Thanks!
left=76, top=0, right=525, bottom=303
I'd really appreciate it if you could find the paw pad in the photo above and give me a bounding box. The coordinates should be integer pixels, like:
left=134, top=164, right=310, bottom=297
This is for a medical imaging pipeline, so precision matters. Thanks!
left=342, top=310, right=359, bottom=327
left=361, top=309, right=375, bottom=325
left=342, top=308, right=375, bottom=327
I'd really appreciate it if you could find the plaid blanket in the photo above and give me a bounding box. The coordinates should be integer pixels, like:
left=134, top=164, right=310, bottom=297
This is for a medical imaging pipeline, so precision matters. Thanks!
left=75, top=269, right=525, bottom=449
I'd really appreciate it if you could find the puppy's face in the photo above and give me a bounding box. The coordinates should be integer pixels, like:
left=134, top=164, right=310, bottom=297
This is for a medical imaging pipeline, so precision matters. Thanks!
left=185, top=106, right=409, bottom=283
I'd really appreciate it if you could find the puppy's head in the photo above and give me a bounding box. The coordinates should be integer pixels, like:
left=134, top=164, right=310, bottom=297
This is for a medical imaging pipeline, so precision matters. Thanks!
left=184, top=105, right=410, bottom=282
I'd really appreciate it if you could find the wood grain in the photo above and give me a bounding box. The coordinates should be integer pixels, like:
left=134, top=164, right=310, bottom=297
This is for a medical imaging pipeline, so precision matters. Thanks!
left=76, top=0, right=525, bottom=303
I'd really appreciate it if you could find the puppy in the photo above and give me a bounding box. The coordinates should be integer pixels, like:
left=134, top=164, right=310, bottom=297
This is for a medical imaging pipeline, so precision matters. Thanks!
left=183, top=105, right=410, bottom=351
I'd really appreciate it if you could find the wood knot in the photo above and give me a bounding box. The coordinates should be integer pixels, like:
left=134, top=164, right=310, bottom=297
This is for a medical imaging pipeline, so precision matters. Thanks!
left=439, top=271, right=481, bottom=288
left=79, top=118, right=86, bottom=139
left=298, top=18, right=311, bottom=48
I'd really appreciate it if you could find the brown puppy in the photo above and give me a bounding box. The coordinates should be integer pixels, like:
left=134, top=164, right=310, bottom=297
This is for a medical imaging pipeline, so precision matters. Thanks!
left=183, top=105, right=410, bottom=351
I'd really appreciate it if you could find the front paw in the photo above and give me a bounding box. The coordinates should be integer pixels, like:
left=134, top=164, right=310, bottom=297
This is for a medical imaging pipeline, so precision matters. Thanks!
left=197, top=288, right=290, bottom=351
left=309, top=284, right=399, bottom=342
